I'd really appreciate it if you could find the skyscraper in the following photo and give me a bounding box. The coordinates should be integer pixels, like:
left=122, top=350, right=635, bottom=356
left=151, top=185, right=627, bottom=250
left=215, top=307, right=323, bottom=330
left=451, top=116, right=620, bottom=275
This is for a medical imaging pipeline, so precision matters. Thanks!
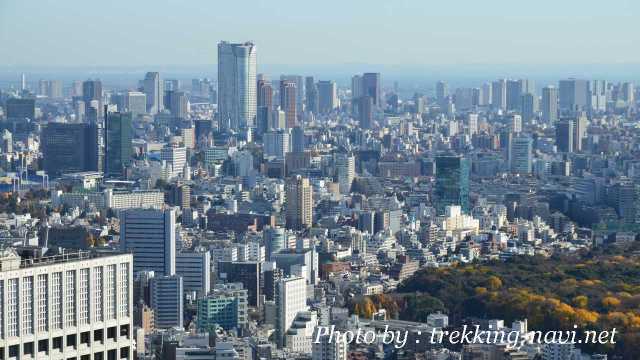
left=280, top=80, right=298, bottom=128
left=176, top=251, right=211, bottom=297
left=520, top=93, right=536, bottom=123
left=481, top=82, right=492, bottom=106
left=143, top=72, right=163, bottom=115
left=436, top=81, right=449, bottom=107
left=257, top=78, right=273, bottom=134
left=589, top=80, right=607, bottom=112
left=317, top=80, right=338, bottom=114
left=6, top=98, right=35, bottom=119
left=506, top=79, right=522, bottom=111
left=149, top=275, right=183, bottom=329
left=556, top=120, right=574, bottom=153
left=165, top=90, right=188, bottom=119
left=82, top=79, right=103, bottom=117
left=542, top=86, right=559, bottom=123
left=573, top=114, right=587, bottom=152
left=305, top=76, right=318, bottom=114
left=120, top=208, right=177, bottom=276
left=286, top=175, right=313, bottom=230
left=275, top=276, right=308, bottom=348
left=510, top=114, right=522, bottom=133
left=105, top=111, right=133, bottom=178
left=42, top=122, right=100, bottom=177
left=559, top=78, right=589, bottom=113
left=362, top=73, right=382, bottom=107
left=280, top=75, right=304, bottom=112
left=491, top=79, right=507, bottom=111
left=351, top=75, right=362, bottom=99
left=335, top=153, right=355, bottom=194
left=510, top=135, right=533, bottom=175
left=435, top=155, right=470, bottom=214
left=358, top=96, right=373, bottom=129
left=621, top=82, right=635, bottom=105
left=290, top=126, right=305, bottom=153
left=218, top=41, right=257, bottom=131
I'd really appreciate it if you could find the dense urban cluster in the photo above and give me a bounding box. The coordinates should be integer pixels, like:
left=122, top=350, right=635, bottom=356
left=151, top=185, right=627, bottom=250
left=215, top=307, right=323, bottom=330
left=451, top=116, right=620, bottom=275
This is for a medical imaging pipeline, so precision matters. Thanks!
left=0, top=40, right=638, bottom=360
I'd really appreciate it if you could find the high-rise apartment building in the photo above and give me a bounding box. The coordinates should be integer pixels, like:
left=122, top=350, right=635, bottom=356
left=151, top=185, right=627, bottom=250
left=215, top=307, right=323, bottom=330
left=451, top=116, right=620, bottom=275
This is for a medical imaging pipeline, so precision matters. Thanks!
left=285, top=176, right=313, bottom=230
left=217, top=41, right=257, bottom=131
left=280, top=80, right=298, bottom=129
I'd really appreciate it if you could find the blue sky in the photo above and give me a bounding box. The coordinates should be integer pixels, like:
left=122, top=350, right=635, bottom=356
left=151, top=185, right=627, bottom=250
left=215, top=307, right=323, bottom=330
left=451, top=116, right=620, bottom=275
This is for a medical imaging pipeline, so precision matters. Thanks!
left=1, top=0, right=638, bottom=67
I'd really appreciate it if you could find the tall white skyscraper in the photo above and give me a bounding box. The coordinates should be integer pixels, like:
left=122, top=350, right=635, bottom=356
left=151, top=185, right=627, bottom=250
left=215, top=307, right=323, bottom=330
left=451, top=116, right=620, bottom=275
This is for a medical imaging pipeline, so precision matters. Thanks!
left=161, top=145, right=187, bottom=179
left=467, top=113, right=478, bottom=136
left=589, top=80, right=607, bottom=112
left=217, top=41, right=257, bottom=131
left=0, top=249, right=134, bottom=359
left=120, top=208, right=177, bottom=276
left=143, top=72, right=163, bottom=114
left=275, top=276, right=308, bottom=348
left=335, top=153, right=355, bottom=195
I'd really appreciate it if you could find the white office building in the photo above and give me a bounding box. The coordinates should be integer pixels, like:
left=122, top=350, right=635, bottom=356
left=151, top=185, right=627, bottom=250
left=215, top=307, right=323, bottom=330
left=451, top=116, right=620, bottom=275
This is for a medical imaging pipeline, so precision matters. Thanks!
left=0, top=249, right=134, bottom=360
left=275, top=276, right=308, bottom=348
left=161, top=145, right=187, bottom=179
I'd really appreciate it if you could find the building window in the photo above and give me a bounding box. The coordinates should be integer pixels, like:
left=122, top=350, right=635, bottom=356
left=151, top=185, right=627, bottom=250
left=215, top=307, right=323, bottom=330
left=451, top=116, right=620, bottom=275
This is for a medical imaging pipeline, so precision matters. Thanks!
left=119, top=263, right=129, bottom=318
left=65, top=270, right=76, bottom=327
left=37, top=274, right=48, bottom=332
left=105, top=264, right=116, bottom=320
left=7, top=278, right=19, bottom=337
left=51, top=272, right=63, bottom=329
left=93, top=267, right=103, bottom=322
left=79, top=268, right=90, bottom=325
left=21, top=276, right=34, bottom=335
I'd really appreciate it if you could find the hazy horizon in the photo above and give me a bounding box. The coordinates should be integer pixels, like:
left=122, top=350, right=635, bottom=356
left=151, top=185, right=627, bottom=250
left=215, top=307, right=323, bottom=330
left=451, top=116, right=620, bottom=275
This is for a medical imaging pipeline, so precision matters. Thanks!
left=1, top=0, right=638, bottom=68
